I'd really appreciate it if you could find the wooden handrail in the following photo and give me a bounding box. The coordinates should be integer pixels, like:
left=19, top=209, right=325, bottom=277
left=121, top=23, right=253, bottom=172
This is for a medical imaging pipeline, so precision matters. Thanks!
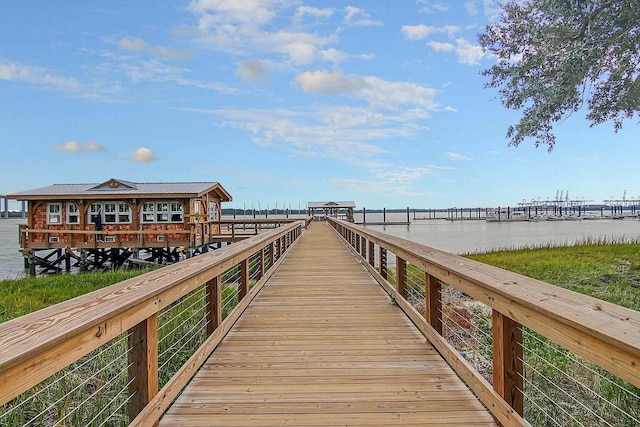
left=327, top=217, right=640, bottom=425
left=19, top=228, right=191, bottom=235
left=0, top=221, right=303, bottom=409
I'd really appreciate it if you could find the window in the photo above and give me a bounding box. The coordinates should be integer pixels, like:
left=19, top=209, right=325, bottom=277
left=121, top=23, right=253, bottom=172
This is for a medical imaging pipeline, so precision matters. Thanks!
left=88, top=203, right=102, bottom=224
left=67, top=203, right=79, bottom=224
left=156, top=202, right=169, bottom=222
left=170, top=202, right=183, bottom=222
left=104, top=203, right=117, bottom=223
left=141, top=201, right=183, bottom=223
left=89, top=203, right=101, bottom=216
left=118, top=203, right=131, bottom=223
left=86, top=202, right=132, bottom=224
left=47, top=203, right=62, bottom=224
left=142, top=202, right=155, bottom=223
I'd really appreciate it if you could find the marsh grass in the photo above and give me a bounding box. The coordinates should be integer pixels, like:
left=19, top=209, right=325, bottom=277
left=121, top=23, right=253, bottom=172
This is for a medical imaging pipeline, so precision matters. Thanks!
left=0, top=270, right=149, bottom=323
left=467, top=242, right=640, bottom=312
left=468, top=242, right=640, bottom=425
left=389, top=243, right=640, bottom=425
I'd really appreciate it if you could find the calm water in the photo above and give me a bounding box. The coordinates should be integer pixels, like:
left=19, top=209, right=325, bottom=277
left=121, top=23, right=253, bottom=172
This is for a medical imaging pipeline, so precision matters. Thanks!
left=358, top=213, right=640, bottom=255
left=1, top=214, right=639, bottom=280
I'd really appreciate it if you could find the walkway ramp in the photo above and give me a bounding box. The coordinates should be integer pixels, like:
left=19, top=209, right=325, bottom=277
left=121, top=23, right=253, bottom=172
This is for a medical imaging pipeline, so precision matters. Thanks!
left=159, top=222, right=497, bottom=426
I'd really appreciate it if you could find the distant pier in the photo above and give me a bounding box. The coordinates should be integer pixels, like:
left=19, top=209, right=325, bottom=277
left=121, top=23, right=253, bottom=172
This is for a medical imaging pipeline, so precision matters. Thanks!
left=356, top=204, right=640, bottom=224
left=0, top=195, right=26, bottom=219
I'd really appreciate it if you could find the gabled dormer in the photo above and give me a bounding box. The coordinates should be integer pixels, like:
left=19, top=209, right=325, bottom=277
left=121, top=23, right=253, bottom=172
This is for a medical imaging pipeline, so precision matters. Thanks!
left=89, top=179, right=139, bottom=191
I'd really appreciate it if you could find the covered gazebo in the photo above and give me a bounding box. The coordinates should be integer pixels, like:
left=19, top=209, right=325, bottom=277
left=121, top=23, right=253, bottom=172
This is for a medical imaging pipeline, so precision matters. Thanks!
left=307, top=201, right=355, bottom=222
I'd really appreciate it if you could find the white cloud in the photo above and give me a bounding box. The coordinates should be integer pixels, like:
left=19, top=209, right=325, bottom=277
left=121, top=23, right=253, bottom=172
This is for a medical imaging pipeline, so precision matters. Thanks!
left=185, top=104, right=430, bottom=163
left=321, top=48, right=347, bottom=65
left=132, top=147, right=159, bottom=163
left=294, top=70, right=365, bottom=94
left=454, top=38, right=486, bottom=65
left=402, top=24, right=460, bottom=40
left=377, top=166, right=434, bottom=185
left=294, top=70, right=439, bottom=110
left=428, top=38, right=487, bottom=65
left=281, top=41, right=319, bottom=65
left=0, top=61, right=80, bottom=91
left=446, top=152, right=471, bottom=161
left=236, top=59, right=270, bottom=82
left=418, top=2, right=450, bottom=13
left=295, top=6, right=333, bottom=19
left=185, top=2, right=369, bottom=69
left=109, top=58, right=238, bottom=94
left=465, top=1, right=478, bottom=15
left=117, top=38, right=191, bottom=60
left=343, top=6, right=383, bottom=27
left=51, top=140, right=107, bottom=153
left=329, top=165, right=437, bottom=198
left=189, top=0, right=283, bottom=26
left=401, top=24, right=435, bottom=40
left=428, top=41, right=455, bottom=52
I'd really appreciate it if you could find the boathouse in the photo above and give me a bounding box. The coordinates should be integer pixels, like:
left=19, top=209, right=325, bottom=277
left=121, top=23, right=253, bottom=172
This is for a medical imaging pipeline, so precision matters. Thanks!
left=8, top=178, right=232, bottom=273
left=308, top=201, right=355, bottom=222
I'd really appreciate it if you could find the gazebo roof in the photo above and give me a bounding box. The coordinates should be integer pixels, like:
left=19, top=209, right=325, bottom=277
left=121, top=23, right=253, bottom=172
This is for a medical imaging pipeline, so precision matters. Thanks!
left=307, top=201, right=356, bottom=209
left=8, top=178, right=233, bottom=202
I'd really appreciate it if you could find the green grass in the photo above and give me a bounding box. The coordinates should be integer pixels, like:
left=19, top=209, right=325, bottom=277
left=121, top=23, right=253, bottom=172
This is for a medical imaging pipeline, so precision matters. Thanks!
left=466, top=243, right=640, bottom=311
left=466, top=243, right=640, bottom=425
left=0, top=270, right=149, bottom=323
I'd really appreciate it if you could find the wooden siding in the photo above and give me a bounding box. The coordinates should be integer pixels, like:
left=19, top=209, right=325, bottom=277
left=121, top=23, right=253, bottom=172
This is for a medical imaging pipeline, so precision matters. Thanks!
left=20, top=198, right=221, bottom=248
left=158, top=223, right=497, bottom=426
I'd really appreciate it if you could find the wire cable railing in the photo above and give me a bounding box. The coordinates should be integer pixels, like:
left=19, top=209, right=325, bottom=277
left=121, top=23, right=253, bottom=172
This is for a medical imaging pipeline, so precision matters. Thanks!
left=328, top=217, right=640, bottom=427
left=0, top=331, right=131, bottom=426
left=0, top=221, right=305, bottom=427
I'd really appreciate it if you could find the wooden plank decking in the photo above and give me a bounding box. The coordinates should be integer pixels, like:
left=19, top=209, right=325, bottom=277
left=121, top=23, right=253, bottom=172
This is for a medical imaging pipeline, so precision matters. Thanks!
left=159, top=222, right=497, bottom=426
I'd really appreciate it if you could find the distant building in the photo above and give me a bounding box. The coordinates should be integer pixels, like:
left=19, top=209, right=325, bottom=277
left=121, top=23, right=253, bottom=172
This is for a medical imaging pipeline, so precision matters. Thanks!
left=308, top=201, right=355, bottom=222
left=8, top=178, right=232, bottom=272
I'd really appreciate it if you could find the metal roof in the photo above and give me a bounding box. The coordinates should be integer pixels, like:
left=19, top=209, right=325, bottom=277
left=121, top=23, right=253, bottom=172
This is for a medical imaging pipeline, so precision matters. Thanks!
left=8, top=178, right=232, bottom=201
left=307, top=201, right=356, bottom=208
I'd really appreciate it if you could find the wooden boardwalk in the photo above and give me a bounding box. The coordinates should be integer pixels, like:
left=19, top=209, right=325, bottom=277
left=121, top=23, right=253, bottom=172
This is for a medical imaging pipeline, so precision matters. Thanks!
left=159, top=222, right=497, bottom=426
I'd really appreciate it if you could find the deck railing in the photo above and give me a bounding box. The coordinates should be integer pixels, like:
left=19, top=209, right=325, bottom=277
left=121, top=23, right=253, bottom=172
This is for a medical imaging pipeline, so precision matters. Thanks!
left=328, top=217, right=640, bottom=426
left=211, top=217, right=313, bottom=240
left=17, top=218, right=313, bottom=251
left=0, top=221, right=304, bottom=426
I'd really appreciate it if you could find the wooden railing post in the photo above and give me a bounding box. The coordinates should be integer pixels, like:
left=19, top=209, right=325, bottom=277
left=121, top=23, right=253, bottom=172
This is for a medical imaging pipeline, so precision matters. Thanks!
left=240, top=258, right=249, bottom=299
left=360, top=236, right=366, bottom=258
left=128, top=314, right=158, bottom=422
left=368, top=241, right=375, bottom=267
left=355, top=233, right=360, bottom=254
left=492, top=310, right=524, bottom=416
left=206, top=276, right=222, bottom=335
left=269, top=241, right=275, bottom=267
left=258, top=246, right=265, bottom=280
left=273, top=238, right=279, bottom=260
left=379, top=247, right=387, bottom=280
left=425, top=273, right=442, bottom=334
left=396, top=257, right=407, bottom=298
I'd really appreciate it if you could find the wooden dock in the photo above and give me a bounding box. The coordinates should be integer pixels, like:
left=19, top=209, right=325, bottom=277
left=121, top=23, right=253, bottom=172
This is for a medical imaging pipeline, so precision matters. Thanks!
left=158, top=222, right=497, bottom=426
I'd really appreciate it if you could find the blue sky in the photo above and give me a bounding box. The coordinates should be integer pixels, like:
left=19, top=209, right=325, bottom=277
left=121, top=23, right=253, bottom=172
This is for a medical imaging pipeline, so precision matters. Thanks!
left=1, top=1, right=638, bottom=211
